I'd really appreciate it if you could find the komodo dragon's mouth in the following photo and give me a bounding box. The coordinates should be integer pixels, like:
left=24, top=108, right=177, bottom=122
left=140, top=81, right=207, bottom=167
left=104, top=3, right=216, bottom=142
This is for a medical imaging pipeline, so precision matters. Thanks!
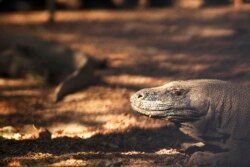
left=131, top=104, right=201, bottom=122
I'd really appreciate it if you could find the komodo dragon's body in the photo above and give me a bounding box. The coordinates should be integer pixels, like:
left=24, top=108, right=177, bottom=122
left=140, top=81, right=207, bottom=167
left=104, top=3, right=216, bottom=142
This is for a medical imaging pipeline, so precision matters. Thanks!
left=130, top=79, right=250, bottom=166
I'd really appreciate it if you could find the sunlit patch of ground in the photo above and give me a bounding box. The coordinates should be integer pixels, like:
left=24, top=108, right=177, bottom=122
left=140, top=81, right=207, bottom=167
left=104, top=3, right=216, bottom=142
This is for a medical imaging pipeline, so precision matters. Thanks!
left=0, top=5, right=250, bottom=166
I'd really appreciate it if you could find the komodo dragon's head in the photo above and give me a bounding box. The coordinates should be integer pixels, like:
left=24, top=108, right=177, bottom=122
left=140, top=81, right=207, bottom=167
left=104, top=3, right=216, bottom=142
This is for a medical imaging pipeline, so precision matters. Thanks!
left=130, top=80, right=223, bottom=123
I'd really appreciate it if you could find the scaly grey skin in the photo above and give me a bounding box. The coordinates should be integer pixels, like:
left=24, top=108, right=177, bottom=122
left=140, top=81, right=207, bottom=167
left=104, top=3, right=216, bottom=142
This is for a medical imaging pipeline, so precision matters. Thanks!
left=130, top=79, right=250, bottom=166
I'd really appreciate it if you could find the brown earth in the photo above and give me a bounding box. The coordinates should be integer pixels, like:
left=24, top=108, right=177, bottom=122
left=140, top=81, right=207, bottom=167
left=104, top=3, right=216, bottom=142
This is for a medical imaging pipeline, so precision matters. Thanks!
left=0, top=5, right=250, bottom=166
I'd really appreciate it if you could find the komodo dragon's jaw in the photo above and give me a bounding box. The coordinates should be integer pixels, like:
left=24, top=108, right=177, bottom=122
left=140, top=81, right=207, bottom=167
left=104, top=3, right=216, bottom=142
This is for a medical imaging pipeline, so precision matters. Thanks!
left=130, top=81, right=210, bottom=123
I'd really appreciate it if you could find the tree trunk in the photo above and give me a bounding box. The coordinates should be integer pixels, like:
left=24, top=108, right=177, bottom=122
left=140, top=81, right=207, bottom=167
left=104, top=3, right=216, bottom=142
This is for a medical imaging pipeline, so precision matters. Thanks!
left=47, top=0, right=55, bottom=24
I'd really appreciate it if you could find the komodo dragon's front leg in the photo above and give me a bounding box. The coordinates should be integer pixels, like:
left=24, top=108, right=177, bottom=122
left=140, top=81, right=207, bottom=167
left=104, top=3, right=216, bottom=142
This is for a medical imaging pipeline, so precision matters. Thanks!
left=189, top=151, right=243, bottom=166
left=189, top=138, right=250, bottom=166
left=130, top=79, right=250, bottom=166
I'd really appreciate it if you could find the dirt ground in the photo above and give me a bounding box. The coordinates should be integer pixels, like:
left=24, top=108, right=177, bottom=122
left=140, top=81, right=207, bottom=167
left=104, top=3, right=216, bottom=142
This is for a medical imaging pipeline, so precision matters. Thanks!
left=0, top=5, right=250, bottom=166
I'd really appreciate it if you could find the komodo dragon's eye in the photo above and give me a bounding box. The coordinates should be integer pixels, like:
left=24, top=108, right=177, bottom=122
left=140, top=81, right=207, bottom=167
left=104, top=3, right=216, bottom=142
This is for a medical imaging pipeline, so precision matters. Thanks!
left=170, top=88, right=185, bottom=96
left=175, top=90, right=183, bottom=96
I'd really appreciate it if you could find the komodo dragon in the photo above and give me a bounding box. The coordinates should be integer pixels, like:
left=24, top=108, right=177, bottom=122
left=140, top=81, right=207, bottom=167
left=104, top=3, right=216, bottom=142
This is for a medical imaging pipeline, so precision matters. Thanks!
left=0, top=31, right=106, bottom=102
left=130, top=79, right=250, bottom=166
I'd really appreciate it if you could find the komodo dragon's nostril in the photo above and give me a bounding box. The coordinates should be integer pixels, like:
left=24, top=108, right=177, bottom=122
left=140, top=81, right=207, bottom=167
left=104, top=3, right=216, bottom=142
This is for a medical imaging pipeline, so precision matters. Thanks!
left=137, top=94, right=143, bottom=99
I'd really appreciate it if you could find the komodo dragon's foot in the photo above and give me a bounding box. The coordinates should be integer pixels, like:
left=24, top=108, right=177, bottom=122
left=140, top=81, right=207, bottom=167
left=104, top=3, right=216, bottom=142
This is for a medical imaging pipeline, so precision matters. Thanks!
left=188, top=151, right=246, bottom=167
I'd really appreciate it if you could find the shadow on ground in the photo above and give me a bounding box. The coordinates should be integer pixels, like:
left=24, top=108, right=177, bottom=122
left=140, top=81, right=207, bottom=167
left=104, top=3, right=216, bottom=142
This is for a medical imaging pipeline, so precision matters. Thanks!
left=0, top=125, right=193, bottom=166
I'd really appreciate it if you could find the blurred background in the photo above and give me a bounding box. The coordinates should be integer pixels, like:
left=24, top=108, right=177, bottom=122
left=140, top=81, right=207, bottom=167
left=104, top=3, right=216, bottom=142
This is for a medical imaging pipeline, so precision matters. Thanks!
left=0, top=0, right=250, bottom=12
left=0, top=0, right=250, bottom=166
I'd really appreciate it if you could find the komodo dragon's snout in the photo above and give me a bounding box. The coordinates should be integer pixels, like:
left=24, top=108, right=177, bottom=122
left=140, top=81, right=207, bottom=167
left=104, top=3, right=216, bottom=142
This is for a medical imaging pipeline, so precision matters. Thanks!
left=130, top=80, right=209, bottom=122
